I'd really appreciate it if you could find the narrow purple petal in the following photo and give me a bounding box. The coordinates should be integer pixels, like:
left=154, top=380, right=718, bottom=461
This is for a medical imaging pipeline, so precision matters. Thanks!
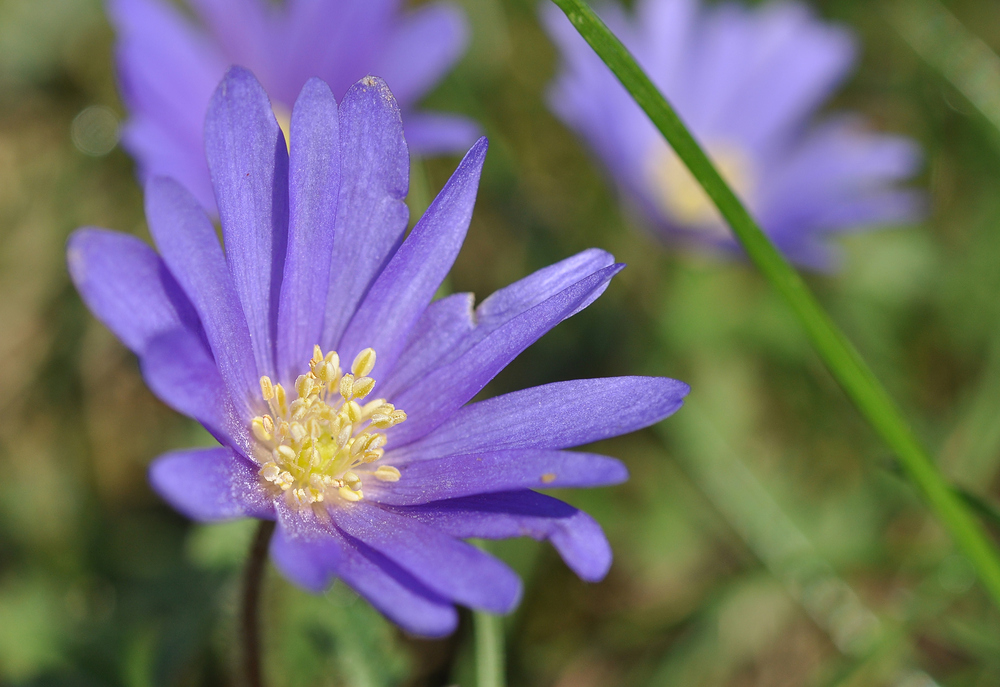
left=389, top=491, right=613, bottom=582
left=321, top=76, right=409, bottom=351
left=378, top=292, right=474, bottom=400
left=393, top=377, right=689, bottom=462
left=66, top=228, right=201, bottom=354
left=205, top=66, right=289, bottom=381
left=269, top=502, right=343, bottom=593
left=389, top=263, right=625, bottom=445
left=332, top=503, right=522, bottom=613
left=270, top=523, right=340, bottom=593
left=470, top=248, right=616, bottom=346
left=368, top=450, right=628, bottom=506
left=269, top=498, right=461, bottom=638
left=382, top=249, right=615, bottom=403
left=331, top=527, right=460, bottom=636
left=276, top=78, right=341, bottom=382
left=141, top=328, right=252, bottom=456
left=373, top=2, right=467, bottom=106
left=148, top=447, right=275, bottom=521
left=145, top=176, right=259, bottom=418
left=339, top=137, right=487, bottom=378
left=403, top=112, right=483, bottom=156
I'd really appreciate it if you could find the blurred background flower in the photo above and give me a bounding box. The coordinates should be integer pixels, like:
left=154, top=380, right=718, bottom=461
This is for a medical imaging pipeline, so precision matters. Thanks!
left=544, top=0, right=924, bottom=268
left=110, top=0, right=478, bottom=211
left=2, top=0, right=1000, bottom=685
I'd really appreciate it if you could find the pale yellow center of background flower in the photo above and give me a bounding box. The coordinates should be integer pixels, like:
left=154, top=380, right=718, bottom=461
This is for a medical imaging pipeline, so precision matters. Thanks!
left=273, top=103, right=291, bottom=152
left=251, top=346, right=406, bottom=508
left=646, top=140, right=756, bottom=238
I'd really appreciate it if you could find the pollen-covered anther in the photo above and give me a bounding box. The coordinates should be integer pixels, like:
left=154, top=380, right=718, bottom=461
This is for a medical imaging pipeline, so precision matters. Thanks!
left=374, top=465, right=401, bottom=482
left=251, top=345, right=405, bottom=508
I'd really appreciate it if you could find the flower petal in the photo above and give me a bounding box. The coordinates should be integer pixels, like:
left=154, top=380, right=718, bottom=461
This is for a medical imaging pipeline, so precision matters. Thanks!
left=403, top=112, right=483, bottom=156
left=321, top=76, right=410, bottom=351
left=145, top=176, right=259, bottom=417
left=372, top=2, right=467, bottom=106
left=369, top=449, right=628, bottom=506
left=148, top=447, right=275, bottom=521
left=187, top=0, right=272, bottom=81
left=332, top=502, right=521, bottom=614
left=389, top=491, right=613, bottom=582
left=339, top=137, right=487, bottom=378
left=393, top=376, right=689, bottom=462
left=378, top=292, right=474, bottom=400
left=276, top=78, right=341, bottom=382
left=269, top=501, right=343, bottom=593
left=333, top=529, right=459, bottom=636
left=141, top=328, right=252, bottom=456
left=66, top=228, right=201, bottom=354
left=109, top=0, right=225, bottom=211
left=270, top=500, right=458, bottom=636
left=205, top=66, right=289, bottom=381
left=380, top=249, right=612, bottom=402
left=389, top=262, right=624, bottom=445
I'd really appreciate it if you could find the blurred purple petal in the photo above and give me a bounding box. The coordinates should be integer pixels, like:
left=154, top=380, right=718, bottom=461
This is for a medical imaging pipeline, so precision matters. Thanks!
left=404, top=112, right=483, bottom=156
left=113, top=0, right=474, bottom=211
left=543, top=0, right=923, bottom=268
left=373, top=2, right=467, bottom=106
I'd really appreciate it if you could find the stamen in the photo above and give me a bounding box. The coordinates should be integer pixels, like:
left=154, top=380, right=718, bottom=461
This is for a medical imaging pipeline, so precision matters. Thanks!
left=374, top=466, right=401, bottom=482
left=250, top=346, right=405, bottom=508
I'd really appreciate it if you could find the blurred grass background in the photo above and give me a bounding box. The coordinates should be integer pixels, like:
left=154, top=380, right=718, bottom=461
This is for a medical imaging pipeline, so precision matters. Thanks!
left=2, top=0, right=1000, bottom=684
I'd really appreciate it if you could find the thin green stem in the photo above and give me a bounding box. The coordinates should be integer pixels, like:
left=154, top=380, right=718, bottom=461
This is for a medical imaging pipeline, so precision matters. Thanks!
left=549, top=0, right=1000, bottom=610
left=474, top=610, right=506, bottom=687
left=242, top=519, right=275, bottom=687
left=473, top=541, right=506, bottom=687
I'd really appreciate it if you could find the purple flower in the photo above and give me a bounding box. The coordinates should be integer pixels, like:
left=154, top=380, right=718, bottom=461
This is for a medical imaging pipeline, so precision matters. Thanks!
left=543, top=0, right=923, bottom=268
left=66, top=68, right=689, bottom=636
left=110, top=0, right=479, bottom=213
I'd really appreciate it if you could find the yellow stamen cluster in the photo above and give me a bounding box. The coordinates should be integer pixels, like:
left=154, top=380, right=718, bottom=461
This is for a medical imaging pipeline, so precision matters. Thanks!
left=251, top=346, right=406, bottom=508
left=646, top=140, right=756, bottom=236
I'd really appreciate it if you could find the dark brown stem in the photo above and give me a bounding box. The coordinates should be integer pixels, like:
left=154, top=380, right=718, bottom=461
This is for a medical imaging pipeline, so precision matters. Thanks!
left=242, top=519, right=275, bottom=687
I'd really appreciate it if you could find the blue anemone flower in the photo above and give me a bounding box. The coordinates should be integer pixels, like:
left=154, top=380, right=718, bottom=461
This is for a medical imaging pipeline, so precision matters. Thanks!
left=67, top=68, right=690, bottom=636
left=109, top=0, right=478, bottom=213
left=543, top=0, right=924, bottom=269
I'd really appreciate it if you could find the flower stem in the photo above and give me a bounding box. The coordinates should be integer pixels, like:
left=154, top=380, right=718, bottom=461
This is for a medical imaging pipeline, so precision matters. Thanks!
left=242, top=519, right=275, bottom=687
left=472, top=540, right=506, bottom=687
left=549, top=0, right=1000, bottom=611
left=474, top=609, right=506, bottom=687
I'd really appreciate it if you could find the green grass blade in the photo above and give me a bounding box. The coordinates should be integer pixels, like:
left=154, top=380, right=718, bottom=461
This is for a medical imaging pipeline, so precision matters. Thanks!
left=549, top=0, right=1000, bottom=610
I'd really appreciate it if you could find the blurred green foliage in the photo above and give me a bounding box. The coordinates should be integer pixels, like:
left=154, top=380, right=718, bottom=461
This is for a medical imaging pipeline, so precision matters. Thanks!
left=3, top=0, right=1000, bottom=684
